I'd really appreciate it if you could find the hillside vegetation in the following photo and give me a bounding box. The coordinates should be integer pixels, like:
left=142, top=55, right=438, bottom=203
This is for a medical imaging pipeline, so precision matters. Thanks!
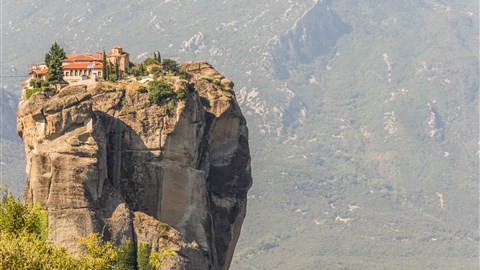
left=0, top=0, right=478, bottom=269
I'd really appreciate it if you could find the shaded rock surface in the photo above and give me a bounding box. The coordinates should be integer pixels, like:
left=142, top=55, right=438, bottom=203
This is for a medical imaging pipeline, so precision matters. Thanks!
left=16, top=62, right=252, bottom=270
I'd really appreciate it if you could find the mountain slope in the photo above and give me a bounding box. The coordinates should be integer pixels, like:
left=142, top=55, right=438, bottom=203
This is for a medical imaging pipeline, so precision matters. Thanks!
left=1, top=0, right=478, bottom=269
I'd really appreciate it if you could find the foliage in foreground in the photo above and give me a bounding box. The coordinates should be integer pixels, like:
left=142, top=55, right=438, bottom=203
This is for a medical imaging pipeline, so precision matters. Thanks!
left=0, top=192, right=171, bottom=270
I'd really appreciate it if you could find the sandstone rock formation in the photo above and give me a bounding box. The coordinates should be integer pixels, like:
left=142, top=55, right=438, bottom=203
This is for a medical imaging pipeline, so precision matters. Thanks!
left=16, top=62, right=252, bottom=270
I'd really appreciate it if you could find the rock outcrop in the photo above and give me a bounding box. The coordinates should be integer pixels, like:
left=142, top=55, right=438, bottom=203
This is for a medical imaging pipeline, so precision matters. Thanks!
left=16, top=62, right=252, bottom=270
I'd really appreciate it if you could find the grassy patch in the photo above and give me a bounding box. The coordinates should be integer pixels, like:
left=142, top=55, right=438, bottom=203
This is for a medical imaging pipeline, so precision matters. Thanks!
left=175, top=89, right=186, bottom=100
left=25, top=88, right=42, bottom=100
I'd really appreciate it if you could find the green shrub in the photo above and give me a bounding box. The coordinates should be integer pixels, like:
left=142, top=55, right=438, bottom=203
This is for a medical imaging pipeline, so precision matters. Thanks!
left=25, top=88, right=42, bottom=100
left=213, top=79, right=227, bottom=90
left=158, top=223, right=169, bottom=239
left=109, top=74, right=118, bottom=82
left=213, top=79, right=222, bottom=86
left=200, top=76, right=213, bottom=83
left=0, top=193, right=47, bottom=239
left=148, top=80, right=174, bottom=105
left=162, top=59, right=179, bottom=74
left=149, top=248, right=175, bottom=269
left=137, top=86, right=148, bottom=93
left=178, top=70, right=190, bottom=80
left=0, top=192, right=120, bottom=270
left=176, top=89, right=186, bottom=100
left=143, top=57, right=160, bottom=66
left=29, top=79, right=45, bottom=88
left=166, top=99, right=175, bottom=111
left=151, top=66, right=162, bottom=75
left=77, top=233, right=118, bottom=269
left=129, top=66, right=145, bottom=77
left=0, top=232, right=78, bottom=270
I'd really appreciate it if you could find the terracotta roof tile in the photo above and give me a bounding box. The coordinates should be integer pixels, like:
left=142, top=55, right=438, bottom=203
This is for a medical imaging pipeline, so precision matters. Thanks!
left=63, top=62, right=102, bottom=69
left=64, top=54, right=101, bottom=62
left=31, top=69, right=48, bottom=75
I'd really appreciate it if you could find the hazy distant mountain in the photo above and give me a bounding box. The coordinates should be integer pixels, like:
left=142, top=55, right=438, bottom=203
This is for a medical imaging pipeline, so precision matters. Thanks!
left=1, top=0, right=478, bottom=269
left=262, top=1, right=351, bottom=79
left=0, top=91, right=19, bottom=141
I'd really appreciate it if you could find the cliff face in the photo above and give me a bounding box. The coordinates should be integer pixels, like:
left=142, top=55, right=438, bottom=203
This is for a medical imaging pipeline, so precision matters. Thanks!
left=16, top=62, right=252, bottom=270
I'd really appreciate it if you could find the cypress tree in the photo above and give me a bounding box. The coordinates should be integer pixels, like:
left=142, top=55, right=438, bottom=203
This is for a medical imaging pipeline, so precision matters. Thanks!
left=155, top=51, right=161, bottom=63
left=106, top=62, right=111, bottom=81
left=137, top=243, right=153, bottom=270
left=116, top=240, right=136, bottom=270
left=102, top=51, right=107, bottom=80
left=115, top=60, right=120, bottom=80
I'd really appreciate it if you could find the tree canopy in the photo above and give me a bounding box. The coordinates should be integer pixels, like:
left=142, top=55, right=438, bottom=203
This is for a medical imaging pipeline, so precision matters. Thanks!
left=0, top=190, right=172, bottom=269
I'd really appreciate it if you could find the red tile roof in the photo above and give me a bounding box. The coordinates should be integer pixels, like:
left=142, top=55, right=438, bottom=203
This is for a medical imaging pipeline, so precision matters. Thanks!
left=64, top=54, right=101, bottom=62
left=31, top=69, right=48, bottom=75
left=63, top=62, right=102, bottom=69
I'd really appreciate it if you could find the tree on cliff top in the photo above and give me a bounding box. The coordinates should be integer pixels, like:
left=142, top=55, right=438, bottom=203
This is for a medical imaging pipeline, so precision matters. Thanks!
left=102, top=50, right=107, bottom=80
left=154, top=51, right=161, bottom=63
left=45, top=42, right=66, bottom=84
left=162, top=58, right=178, bottom=74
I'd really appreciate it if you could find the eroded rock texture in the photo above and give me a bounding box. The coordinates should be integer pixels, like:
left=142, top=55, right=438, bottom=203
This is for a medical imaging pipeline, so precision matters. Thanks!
left=16, top=62, right=252, bottom=270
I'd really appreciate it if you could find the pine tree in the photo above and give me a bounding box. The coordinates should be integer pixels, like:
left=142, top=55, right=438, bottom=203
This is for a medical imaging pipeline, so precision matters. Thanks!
left=102, top=51, right=107, bottom=81
left=45, top=42, right=66, bottom=84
